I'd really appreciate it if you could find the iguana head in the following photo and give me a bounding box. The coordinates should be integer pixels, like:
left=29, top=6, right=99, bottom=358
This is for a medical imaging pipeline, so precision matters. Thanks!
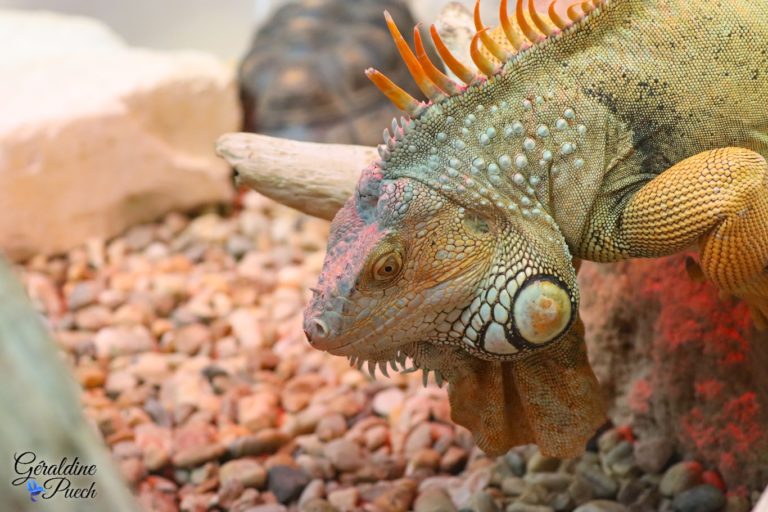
left=304, top=157, right=578, bottom=364
left=304, top=0, right=608, bottom=456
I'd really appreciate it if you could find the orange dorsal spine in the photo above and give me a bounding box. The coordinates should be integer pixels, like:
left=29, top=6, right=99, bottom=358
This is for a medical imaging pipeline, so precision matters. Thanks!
left=367, top=0, right=606, bottom=116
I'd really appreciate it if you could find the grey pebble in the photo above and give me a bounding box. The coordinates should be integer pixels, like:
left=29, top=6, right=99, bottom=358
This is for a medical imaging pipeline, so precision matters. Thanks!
left=267, top=465, right=311, bottom=504
left=525, top=473, right=573, bottom=493
left=506, top=503, right=555, bottom=512
left=671, top=485, right=726, bottom=512
left=527, top=451, right=561, bottom=473
left=502, top=476, right=528, bottom=496
left=573, top=500, right=629, bottom=512
left=579, top=466, right=619, bottom=499
left=467, top=490, right=500, bottom=512
left=634, top=436, right=675, bottom=474
left=504, top=451, right=527, bottom=477
left=660, top=462, right=703, bottom=497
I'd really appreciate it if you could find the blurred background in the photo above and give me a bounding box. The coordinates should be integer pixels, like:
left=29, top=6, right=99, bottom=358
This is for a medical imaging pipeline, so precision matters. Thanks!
left=0, top=0, right=496, bottom=60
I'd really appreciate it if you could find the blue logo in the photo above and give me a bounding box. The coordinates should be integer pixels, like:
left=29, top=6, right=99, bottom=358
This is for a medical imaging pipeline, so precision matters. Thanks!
left=26, top=480, right=44, bottom=502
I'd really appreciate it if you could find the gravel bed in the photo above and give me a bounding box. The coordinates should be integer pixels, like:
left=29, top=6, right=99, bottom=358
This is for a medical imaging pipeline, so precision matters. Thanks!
left=18, top=192, right=749, bottom=512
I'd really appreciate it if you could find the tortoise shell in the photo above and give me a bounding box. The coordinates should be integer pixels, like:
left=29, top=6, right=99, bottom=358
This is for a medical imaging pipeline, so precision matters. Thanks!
left=239, top=0, right=427, bottom=146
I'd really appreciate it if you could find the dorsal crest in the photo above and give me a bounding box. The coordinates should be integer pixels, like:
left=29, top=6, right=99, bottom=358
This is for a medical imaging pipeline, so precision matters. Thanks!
left=367, top=0, right=609, bottom=118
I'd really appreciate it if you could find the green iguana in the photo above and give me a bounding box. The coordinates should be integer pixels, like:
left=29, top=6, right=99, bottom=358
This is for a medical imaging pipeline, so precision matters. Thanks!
left=303, top=0, right=768, bottom=457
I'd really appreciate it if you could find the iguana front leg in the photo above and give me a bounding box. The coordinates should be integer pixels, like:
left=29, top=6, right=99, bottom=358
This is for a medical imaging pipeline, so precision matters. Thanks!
left=608, top=147, right=768, bottom=326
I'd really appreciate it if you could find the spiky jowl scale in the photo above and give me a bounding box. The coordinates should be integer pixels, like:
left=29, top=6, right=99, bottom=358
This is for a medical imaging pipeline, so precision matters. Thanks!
left=305, top=0, right=768, bottom=457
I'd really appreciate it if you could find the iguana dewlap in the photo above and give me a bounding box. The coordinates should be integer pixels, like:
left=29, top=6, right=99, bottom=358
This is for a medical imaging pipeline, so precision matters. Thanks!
left=304, top=0, right=768, bottom=458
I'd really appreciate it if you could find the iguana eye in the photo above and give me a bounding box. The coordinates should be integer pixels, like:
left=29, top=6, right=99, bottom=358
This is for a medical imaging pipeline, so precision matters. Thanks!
left=513, top=278, right=572, bottom=345
left=372, top=252, right=402, bottom=281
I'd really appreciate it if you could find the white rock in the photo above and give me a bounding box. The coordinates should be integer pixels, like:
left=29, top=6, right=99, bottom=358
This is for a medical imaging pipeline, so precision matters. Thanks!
left=0, top=10, right=238, bottom=260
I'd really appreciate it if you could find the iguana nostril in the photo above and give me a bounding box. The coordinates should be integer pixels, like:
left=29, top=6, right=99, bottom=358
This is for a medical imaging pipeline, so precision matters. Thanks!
left=305, top=318, right=329, bottom=344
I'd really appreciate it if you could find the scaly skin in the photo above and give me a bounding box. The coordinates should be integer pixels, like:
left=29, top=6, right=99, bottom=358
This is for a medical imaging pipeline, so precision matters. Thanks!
left=304, top=0, right=768, bottom=457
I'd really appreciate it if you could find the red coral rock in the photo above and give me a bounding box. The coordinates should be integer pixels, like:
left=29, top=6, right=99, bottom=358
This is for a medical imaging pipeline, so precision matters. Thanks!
left=579, top=254, right=768, bottom=491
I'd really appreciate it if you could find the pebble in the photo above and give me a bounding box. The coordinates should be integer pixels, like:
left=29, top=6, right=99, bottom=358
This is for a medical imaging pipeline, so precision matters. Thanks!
left=467, top=490, right=500, bottom=512
left=527, top=452, right=561, bottom=473
left=671, top=484, right=726, bottom=512
left=405, top=423, right=434, bottom=455
left=124, top=224, right=155, bottom=250
left=616, top=478, right=647, bottom=505
left=229, top=307, right=265, bottom=349
left=364, top=425, right=389, bottom=451
left=414, top=487, right=458, bottom=512
left=524, top=473, right=573, bottom=493
left=299, top=498, right=339, bottom=512
left=573, top=500, right=629, bottom=512
left=502, top=477, right=528, bottom=497
left=634, top=436, right=675, bottom=474
left=323, top=439, right=365, bottom=473
left=407, top=448, right=441, bottom=475
left=506, top=503, right=554, bottom=512
left=504, top=451, right=527, bottom=477
left=578, top=466, right=618, bottom=499
left=76, top=365, right=106, bottom=389
left=231, top=429, right=290, bottom=458
left=298, top=479, right=326, bottom=507
left=327, top=487, right=359, bottom=511
left=220, top=459, right=267, bottom=489
left=105, top=370, right=138, bottom=396
left=168, top=323, right=211, bottom=355
left=518, top=483, right=549, bottom=506
left=440, top=446, right=469, bottom=474
left=267, top=465, right=311, bottom=504
left=134, top=423, right=171, bottom=471
left=172, top=443, right=226, bottom=468
left=597, top=429, right=623, bottom=455
left=75, top=304, right=112, bottom=330
left=724, top=495, right=752, bottom=512
left=238, top=390, right=280, bottom=432
left=67, top=280, right=101, bottom=310
left=373, top=387, right=405, bottom=417
left=94, top=325, right=154, bottom=358
left=316, top=414, right=348, bottom=442
left=660, top=462, right=703, bottom=497
left=568, top=476, right=596, bottom=505
left=246, top=505, right=288, bottom=512
left=602, top=441, right=636, bottom=477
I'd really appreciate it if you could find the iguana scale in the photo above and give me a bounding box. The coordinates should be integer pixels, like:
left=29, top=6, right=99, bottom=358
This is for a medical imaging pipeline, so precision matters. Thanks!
left=303, top=0, right=768, bottom=457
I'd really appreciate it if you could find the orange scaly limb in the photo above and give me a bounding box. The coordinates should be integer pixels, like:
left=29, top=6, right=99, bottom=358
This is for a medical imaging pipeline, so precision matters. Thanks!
left=617, top=148, right=768, bottom=329
left=383, top=11, right=447, bottom=103
left=413, top=27, right=464, bottom=96
left=430, top=24, right=481, bottom=85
